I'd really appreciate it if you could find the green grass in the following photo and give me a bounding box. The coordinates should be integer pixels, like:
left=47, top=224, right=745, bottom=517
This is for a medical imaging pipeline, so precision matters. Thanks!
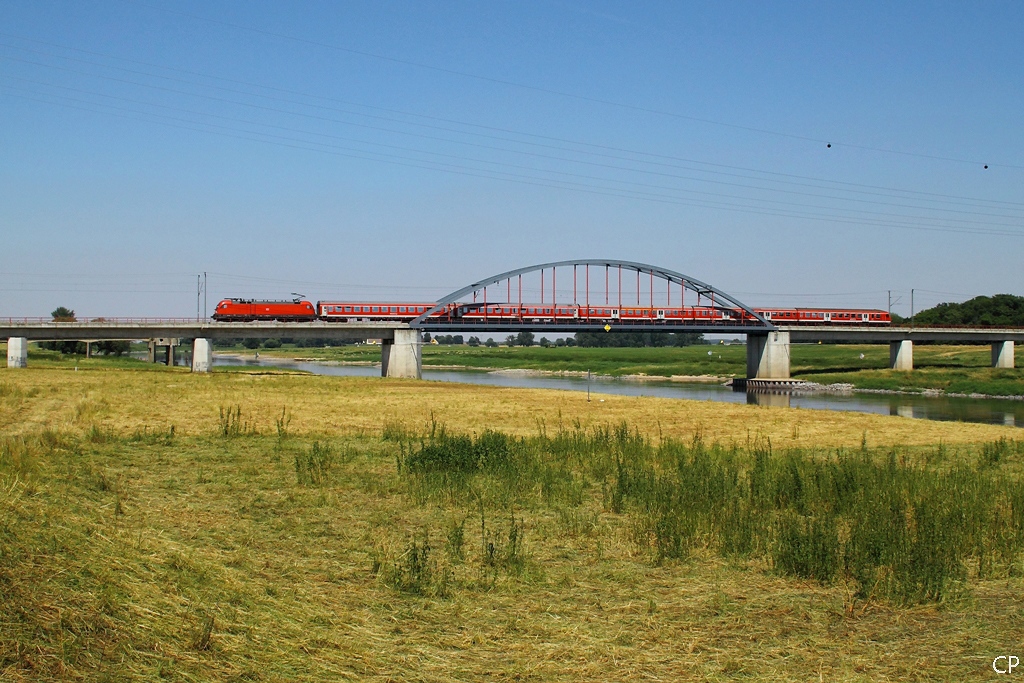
left=22, top=347, right=174, bottom=371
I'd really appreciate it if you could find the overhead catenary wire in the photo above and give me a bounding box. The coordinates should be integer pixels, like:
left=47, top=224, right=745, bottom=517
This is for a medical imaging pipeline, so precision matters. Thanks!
left=3, top=85, right=1021, bottom=239
left=120, top=2, right=1022, bottom=171
left=3, top=59, right=1021, bottom=225
left=1, top=37, right=1020, bottom=212
left=5, top=92, right=1020, bottom=239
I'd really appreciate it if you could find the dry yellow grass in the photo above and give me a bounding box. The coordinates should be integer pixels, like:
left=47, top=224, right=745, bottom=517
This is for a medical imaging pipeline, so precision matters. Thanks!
left=3, top=365, right=1024, bottom=681
left=0, top=365, right=1017, bottom=447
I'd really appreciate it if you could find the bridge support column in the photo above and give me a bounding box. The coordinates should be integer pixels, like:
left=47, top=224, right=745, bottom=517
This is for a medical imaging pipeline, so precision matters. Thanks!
left=381, top=329, right=422, bottom=379
left=890, top=340, right=913, bottom=371
left=148, top=338, right=179, bottom=366
left=746, top=331, right=790, bottom=379
left=192, top=338, right=213, bottom=373
left=993, top=341, right=1015, bottom=369
left=7, top=337, right=28, bottom=368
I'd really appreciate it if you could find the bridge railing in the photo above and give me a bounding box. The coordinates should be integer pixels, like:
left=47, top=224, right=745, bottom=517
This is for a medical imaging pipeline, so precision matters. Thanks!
left=0, top=317, right=207, bottom=325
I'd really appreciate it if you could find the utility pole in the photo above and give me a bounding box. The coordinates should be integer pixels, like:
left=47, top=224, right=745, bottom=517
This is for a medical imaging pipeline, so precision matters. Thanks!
left=889, top=290, right=903, bottom=320
left=911, top=289, right=915, bottom=329
left=196, top=273, right=208, bottom=320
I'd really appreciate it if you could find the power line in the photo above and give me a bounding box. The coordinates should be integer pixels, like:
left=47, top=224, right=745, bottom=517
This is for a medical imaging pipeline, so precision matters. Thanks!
left=3, top=36, right=1021, bottom=211
left=2, top=62, right=1020, bottom=231
left=6, top=86, right=1021, bottom=238
left=122, top=2, right=1020, bottom=171
left=5, top=59, right=1022, bottom=225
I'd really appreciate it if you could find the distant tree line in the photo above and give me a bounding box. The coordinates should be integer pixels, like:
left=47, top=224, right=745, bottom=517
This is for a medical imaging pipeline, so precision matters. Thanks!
left=573, top=331, right=705, bottom=347
left=909, top=294, right=1024, bottom=327
left=432, top=335, right=464, bottom=345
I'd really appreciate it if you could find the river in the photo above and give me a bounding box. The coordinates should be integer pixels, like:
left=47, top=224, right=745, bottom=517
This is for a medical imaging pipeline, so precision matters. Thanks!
left=213, top=356, right=1021, bottom=428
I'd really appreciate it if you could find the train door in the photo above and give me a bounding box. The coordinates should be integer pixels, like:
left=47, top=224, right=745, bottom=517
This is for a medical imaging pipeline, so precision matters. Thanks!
left=611, top=309, right=620, bottom=319
left=656, top=309, right=665, bottom=320
left=824, top=312, right=831, bottom=322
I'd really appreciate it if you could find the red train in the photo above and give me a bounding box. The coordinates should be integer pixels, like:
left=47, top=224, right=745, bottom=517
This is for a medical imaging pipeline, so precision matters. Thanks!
left=212, top=298, right=317, bottom=321
left=212, top=297, right=891, bottom=325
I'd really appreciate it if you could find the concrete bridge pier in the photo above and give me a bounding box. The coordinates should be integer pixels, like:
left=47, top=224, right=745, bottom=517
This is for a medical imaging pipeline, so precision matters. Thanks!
left=7, top=337, right=28, bottom=368
left=890, top=340, right=913, bottom=371
left=381, top=329, right=422, bottom=379
left=148, top=338, right=179, bottom=366
left=746, top=331, right=790, bottom=379
left=993, top=341, right=1015, bottom=369
left=192, top=338, right=213, bottom=373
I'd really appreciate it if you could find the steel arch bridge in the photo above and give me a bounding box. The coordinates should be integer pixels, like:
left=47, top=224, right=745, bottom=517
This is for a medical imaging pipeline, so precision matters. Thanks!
left=410, top=259, right=775, bottom=334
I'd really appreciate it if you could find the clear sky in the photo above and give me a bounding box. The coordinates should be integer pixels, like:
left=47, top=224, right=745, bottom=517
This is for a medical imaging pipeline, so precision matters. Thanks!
left=1, top=1, right=1021, bottom=318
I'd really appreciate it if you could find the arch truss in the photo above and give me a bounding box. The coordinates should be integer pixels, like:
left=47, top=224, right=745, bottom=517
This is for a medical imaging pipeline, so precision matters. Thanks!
left=410, top=259, right=773, bottom=333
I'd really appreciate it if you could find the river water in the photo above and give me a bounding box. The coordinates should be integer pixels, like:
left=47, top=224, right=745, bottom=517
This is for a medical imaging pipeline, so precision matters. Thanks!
left=213, top=356, right=1022, bottom=428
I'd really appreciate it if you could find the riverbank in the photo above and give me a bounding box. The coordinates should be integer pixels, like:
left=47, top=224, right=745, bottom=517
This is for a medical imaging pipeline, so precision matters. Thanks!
left=234, top=343, right=1024, bottom=398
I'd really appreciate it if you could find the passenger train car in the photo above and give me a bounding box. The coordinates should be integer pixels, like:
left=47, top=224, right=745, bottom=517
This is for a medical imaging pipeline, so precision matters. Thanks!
left=212, top=298, right=891, bottom=325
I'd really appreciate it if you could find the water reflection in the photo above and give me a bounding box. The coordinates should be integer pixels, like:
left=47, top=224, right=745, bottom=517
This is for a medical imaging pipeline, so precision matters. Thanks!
left=212, top=355, right=1023, bottom=428
left=747, top=392, right=791, bottom=408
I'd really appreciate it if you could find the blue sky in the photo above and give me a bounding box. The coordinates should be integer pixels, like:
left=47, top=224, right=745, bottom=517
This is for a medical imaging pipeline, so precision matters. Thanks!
left=1, top=1, right=1021, bottom=317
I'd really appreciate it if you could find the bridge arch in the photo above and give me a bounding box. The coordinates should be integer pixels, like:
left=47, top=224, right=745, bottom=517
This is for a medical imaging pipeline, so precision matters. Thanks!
left=410, top=259, right=772, bottom=330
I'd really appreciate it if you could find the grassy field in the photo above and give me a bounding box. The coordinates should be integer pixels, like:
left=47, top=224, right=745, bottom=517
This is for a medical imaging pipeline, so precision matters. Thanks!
left=3, top=362, right=1024, bottom=680
left=244, top=342, right=1024, bottom=396
left=7, top=340, right=1022, bottom=395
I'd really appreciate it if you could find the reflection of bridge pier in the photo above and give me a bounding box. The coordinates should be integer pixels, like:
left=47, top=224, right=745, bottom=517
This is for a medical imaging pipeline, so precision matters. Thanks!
left=746, top=391, right=792, bottom=408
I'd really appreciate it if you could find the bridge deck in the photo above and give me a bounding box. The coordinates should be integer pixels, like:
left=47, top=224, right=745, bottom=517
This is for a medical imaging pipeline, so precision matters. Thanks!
left=780, top=326, right=1024, bottom=343
left=2, top=321, right=1023, bottom=342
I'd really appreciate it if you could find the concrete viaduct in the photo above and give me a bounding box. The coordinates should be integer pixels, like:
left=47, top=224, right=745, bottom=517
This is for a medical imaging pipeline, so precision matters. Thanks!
left=4, top=259, right=1020, bottom=381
